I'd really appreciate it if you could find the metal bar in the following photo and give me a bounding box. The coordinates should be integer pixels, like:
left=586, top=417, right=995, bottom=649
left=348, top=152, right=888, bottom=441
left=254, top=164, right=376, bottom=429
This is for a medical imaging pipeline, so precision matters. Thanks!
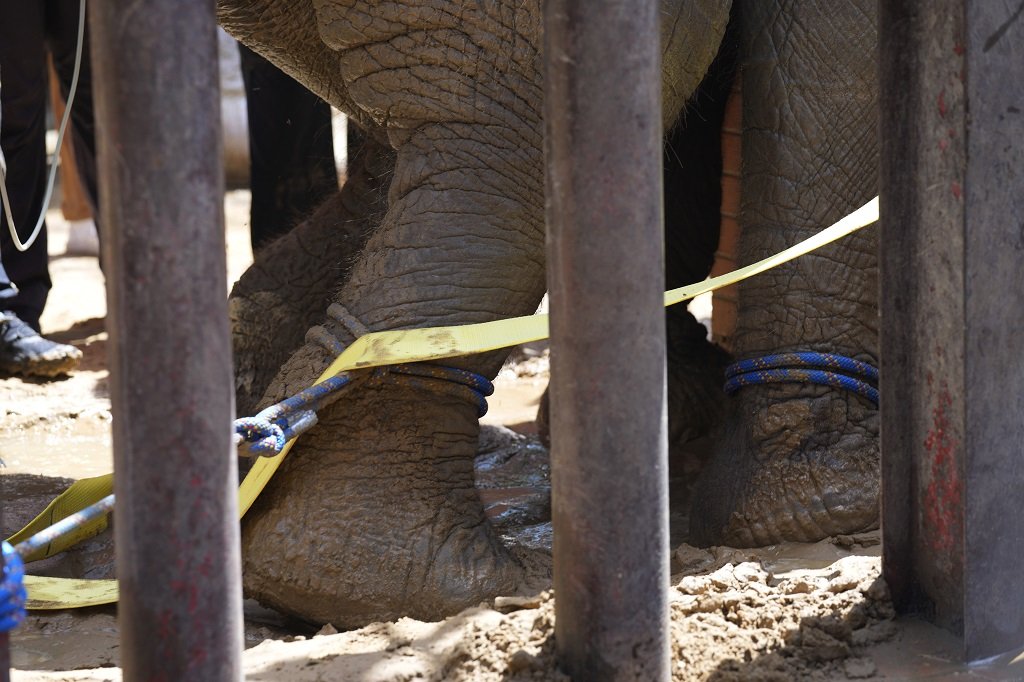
left=1, top=501, right=9, bottom=682
left=880, top=0, right=1024, bottom=662
left=0, top=63, right=9, bottom=682
left=89, top=1, right=243, bottom=679
left=543, top=1, right=669, bottom=679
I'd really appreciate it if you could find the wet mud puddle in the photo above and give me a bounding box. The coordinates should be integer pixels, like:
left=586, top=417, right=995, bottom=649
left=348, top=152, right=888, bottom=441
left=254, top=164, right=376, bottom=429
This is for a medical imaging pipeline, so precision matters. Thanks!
left=1, top=417, right=113, bottom=480
left=11, top=612, right=120, bottom=671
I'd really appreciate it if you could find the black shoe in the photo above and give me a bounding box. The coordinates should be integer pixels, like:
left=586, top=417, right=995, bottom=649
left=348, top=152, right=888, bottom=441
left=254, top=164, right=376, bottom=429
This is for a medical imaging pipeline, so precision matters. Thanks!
left=0, top=312, right=82, bottom=378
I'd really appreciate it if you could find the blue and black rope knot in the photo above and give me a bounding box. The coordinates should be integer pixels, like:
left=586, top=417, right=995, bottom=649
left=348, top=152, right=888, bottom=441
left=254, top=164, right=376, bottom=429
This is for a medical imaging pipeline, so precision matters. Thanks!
left=1, top=540, right=27, bottom=633
left=233, top=364, right=494, bottom=458
left=724, top=351, right=879, bottom=406
left=234, top=373, right=353, bottom=456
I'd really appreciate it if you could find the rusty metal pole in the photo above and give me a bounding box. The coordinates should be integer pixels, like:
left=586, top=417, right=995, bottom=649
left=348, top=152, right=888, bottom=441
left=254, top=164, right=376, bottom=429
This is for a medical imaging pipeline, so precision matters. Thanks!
left=544, top=0, right=669, bottom=679
left=1, top=504, right=9, bottom=682
left=881, top=0, right=1024, bottom=663
left=89, top=1, right=242, bottom=679
left=0, top=74, right=9, bottom=682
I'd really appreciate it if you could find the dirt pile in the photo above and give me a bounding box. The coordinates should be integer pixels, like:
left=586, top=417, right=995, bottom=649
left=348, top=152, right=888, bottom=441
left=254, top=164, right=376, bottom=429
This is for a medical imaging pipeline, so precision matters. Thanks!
left=242, top=550, right=894, bottom=682
left=238, top=551, right=892, bottom=682
left=669, top=550, right=893, bottom=680
left=12, top=550, right=892, bottom=681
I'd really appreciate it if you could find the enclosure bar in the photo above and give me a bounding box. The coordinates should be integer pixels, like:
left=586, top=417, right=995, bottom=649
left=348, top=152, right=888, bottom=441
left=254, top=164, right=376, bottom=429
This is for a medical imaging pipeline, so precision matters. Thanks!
left=880, top=0, right=1024, bottom=662
left=1, top=502, right=9, bottom=682
left=0, top=52, right=11, bottom=682
left=543, top=1, right=670, bottom=679
left=89, top=1, right=243, bottom=679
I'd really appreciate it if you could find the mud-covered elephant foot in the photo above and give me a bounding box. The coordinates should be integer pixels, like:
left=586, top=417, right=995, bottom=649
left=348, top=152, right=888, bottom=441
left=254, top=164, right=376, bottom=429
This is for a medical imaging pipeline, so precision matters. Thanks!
left=241, top=357, right=540, bottom=627
left=689, top=385, right=879, bottom=547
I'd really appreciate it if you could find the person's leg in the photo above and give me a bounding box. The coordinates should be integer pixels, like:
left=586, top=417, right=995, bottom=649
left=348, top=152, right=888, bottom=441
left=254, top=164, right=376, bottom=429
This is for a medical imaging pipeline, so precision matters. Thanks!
left=0, top=260, right=17, bottom=307
left=47, top=0, right=99, bottom=258
left=0, top=0, right=52, bottom=331
left=0, top=0, right=81, bottom=377
left=239, top=44, right=337, bottom=252
left=46, top=0, right=98, bottom=216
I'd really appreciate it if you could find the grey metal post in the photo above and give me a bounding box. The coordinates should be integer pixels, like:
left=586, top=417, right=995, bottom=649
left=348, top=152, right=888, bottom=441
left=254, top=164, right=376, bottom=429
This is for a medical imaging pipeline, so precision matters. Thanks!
left=0, top=73, right=9, bottom=682
left=1, top=502, right=9, bottom=682
left=880, top=0, right=1024, bottom=662
left=89, top=1, right=243, bottom=679
left=543, top=0, right=669, bottom=679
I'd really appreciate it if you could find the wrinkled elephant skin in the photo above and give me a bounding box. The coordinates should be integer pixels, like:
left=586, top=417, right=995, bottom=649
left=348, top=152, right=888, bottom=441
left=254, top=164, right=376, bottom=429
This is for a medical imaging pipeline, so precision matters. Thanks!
left=219, top=0, right=880, bottom=626
left=690, top=0, right=880, bottom=547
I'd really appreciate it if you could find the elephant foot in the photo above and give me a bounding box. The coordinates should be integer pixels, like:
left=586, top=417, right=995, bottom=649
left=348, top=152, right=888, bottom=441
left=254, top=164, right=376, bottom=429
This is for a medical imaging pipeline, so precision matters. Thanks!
left=689, top=383, right=879, bottom=547
left=241, top=378, right=540, bottom=627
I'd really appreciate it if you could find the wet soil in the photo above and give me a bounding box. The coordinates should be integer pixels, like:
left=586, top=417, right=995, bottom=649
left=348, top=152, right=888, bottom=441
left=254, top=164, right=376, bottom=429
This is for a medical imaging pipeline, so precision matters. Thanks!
left=5, top=200, right=1024, bottom=680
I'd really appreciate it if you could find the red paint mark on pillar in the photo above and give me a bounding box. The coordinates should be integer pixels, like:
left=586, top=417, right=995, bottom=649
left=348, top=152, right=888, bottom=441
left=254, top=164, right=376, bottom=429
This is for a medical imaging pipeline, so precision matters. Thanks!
left=923, top=386, right=962, bottom=557
left=951, top=181, right=962, bottom=200
left=953, top=43, right=965, bottom=56
left=938, top=90, right=948, bottom=117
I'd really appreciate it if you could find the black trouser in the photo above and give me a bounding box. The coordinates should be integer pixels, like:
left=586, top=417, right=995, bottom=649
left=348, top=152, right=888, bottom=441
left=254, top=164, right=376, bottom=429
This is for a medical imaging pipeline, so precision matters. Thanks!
left=0, top=0, right=98, bottom=331
left=238, top=45, right=337, bottom=253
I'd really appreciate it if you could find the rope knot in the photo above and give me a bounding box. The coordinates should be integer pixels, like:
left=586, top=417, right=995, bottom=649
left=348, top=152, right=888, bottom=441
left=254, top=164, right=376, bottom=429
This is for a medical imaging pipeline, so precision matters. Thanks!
left=231, top=365, right=493, bottom=458
left=1, top=540, right=27, bottom=633
left=234, top=417, right=287, bottom=456
left=233, top=373, right=352, bottom=458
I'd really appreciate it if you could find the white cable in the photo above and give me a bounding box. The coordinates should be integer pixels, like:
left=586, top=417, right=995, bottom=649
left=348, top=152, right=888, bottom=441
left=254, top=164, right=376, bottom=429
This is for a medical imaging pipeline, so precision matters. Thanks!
left=0, top=0, right=87, bottom=252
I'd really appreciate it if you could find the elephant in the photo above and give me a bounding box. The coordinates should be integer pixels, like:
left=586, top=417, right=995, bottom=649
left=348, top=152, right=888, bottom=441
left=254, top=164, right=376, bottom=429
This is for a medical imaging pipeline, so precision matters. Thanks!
left=218, top=0, right=879, bottom=627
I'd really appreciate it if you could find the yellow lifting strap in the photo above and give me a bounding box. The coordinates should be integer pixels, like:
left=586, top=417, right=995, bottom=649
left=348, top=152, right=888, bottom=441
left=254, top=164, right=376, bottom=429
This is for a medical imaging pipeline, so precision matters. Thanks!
left=6, top=475, right=114, bottom=563
left=8, top=197, right=879, bottom=610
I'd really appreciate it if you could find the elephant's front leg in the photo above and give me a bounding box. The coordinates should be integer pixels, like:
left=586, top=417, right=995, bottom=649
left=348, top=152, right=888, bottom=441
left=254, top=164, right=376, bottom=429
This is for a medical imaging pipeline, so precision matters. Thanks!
left=238, top=4, right=549, bottom=626
left=691, top=0, right=880, bottom=546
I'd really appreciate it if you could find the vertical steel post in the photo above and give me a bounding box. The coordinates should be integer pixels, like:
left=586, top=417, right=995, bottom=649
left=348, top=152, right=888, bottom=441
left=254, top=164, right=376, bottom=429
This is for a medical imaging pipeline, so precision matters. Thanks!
left=0, top=68, right=9, bottom=682
left=0, top=502, right=9, bottom=682
left=89, top=1, right=243, bottom=679
left=880, top=0, right=1024, bottom=662
left=544, top=1, right=669, bottom=679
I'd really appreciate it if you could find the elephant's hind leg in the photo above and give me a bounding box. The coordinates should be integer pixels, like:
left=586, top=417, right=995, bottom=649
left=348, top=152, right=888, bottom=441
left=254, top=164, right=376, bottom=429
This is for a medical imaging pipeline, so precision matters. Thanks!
left=239, top=1, right=549, bottom=626
left=229, top=138, right=394, bottom=416
left=690, top=0, right=880, bottom=547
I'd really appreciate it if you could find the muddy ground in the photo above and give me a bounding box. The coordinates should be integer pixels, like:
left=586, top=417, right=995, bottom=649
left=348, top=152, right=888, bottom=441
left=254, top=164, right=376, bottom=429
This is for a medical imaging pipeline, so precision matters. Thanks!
left=3, top=199, right=1021, bottom=680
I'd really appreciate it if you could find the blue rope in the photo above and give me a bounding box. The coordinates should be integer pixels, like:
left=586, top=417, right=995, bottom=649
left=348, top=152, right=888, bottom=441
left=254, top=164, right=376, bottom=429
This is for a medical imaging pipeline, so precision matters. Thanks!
left=725, top=351, right=878, bottom=383
left=724, top=353, right=879, bottom=406
left=1, top=541, right=27, bottom=633
left=234, top=364, right=494, bottom=457
left=13, top=495, right=116, bottom=562
left=367, top=364, right=494, bottom=419
left=234, top=373, right=353, bottom=456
